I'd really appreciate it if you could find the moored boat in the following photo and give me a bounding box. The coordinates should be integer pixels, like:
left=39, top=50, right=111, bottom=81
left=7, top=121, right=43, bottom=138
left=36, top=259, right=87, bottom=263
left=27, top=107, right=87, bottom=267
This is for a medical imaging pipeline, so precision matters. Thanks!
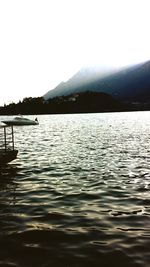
left=2, top=116, right=39, bottom=126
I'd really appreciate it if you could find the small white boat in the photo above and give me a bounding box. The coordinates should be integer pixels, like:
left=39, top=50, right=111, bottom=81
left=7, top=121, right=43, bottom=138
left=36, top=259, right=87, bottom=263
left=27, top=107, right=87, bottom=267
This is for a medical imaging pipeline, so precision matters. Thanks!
left=2, top=116, right=39, bottom=126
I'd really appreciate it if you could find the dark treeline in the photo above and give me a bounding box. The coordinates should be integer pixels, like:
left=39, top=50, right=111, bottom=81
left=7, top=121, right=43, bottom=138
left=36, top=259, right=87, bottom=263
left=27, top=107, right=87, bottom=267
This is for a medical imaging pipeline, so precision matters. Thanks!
left=0, top=91, right=140, bottom=115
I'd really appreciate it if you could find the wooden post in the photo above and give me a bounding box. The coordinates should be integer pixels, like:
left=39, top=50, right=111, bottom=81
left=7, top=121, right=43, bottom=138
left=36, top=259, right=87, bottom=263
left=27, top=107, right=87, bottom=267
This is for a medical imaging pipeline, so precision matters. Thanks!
left=12, top=126, right=14, bottom=150
left=4, top=126, right=7, bottom=151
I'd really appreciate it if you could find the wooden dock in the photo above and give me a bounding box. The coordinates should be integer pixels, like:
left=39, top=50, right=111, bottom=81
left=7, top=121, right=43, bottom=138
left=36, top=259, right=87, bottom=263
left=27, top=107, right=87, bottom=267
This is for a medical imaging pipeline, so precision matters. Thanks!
left=0, top=125, right=18, bottom=164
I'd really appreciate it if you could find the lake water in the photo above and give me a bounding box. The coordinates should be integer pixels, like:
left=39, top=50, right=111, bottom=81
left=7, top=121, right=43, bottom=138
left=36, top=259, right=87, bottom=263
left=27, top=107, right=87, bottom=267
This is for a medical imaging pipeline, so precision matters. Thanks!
left=0, top=112, right=150, bottom=267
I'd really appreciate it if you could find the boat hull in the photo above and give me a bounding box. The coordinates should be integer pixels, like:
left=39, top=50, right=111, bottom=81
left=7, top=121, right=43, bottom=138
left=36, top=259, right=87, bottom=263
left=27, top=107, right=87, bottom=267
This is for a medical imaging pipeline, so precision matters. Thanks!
left=2, top=120, right=39, bottom=126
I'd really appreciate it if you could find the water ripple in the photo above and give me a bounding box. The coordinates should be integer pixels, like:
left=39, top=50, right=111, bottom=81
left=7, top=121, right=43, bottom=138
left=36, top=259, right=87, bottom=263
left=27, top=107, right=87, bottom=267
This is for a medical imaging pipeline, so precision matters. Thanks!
left=0, top=112, right=150, bottom=266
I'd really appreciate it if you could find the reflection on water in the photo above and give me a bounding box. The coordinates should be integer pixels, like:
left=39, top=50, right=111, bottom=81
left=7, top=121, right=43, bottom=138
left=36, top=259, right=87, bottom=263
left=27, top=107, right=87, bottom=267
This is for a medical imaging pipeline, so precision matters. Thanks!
left=0, top=112, right=150, bottom=267
left=0, top=164, right=19, bottom=201
left=0, top=164, right=19, bottom=180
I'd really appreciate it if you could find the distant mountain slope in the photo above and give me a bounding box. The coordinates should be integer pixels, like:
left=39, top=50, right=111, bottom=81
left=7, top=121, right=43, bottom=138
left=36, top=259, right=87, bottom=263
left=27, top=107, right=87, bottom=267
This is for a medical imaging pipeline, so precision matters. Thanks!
left=43, top=65, right=118, bottom=100
left=43, top=61, right=150, bottom=102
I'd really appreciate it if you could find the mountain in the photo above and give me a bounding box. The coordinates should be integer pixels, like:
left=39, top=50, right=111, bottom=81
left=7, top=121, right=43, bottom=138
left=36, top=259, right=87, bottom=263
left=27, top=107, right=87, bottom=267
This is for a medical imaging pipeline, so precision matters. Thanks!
left=43, top=60, right=150, bottom=103
left=43, top=65, right=119, bottom=100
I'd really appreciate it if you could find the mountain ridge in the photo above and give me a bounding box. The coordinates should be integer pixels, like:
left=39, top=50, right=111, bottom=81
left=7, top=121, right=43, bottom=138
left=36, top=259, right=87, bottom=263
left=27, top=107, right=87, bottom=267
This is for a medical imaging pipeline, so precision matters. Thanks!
left=43, top=60, right=150, bottom=102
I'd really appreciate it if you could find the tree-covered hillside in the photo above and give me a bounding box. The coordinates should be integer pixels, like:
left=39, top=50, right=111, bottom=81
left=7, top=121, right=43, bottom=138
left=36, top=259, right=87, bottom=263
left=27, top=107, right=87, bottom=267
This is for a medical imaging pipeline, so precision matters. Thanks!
left=0, top=92, right=124, bottom=115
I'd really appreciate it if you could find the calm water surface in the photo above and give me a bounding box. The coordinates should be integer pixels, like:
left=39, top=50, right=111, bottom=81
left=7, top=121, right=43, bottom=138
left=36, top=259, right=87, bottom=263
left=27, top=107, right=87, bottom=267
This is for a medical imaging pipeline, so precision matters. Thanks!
left=0, top=112, right=150, bottom=267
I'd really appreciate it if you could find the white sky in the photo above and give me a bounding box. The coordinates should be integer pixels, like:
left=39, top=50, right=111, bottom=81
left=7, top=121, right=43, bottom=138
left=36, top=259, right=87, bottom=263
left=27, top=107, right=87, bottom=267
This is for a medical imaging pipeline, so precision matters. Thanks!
left=0, top=0, right=150, bottom=106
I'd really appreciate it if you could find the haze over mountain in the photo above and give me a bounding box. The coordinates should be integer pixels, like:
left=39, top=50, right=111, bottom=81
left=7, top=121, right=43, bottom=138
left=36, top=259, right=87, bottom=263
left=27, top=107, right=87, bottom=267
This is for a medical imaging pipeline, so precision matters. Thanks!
left=43, top=60, right=150, bottom=103
left=43, top=65, right=120, bottom=100
left=1, top=60, right=150, bottom=115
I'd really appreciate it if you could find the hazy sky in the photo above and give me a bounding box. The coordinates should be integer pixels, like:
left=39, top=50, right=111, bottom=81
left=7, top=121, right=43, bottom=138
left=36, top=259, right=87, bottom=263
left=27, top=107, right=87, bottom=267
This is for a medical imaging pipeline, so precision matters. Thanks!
left=0, top=0, right=150, bottom=106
